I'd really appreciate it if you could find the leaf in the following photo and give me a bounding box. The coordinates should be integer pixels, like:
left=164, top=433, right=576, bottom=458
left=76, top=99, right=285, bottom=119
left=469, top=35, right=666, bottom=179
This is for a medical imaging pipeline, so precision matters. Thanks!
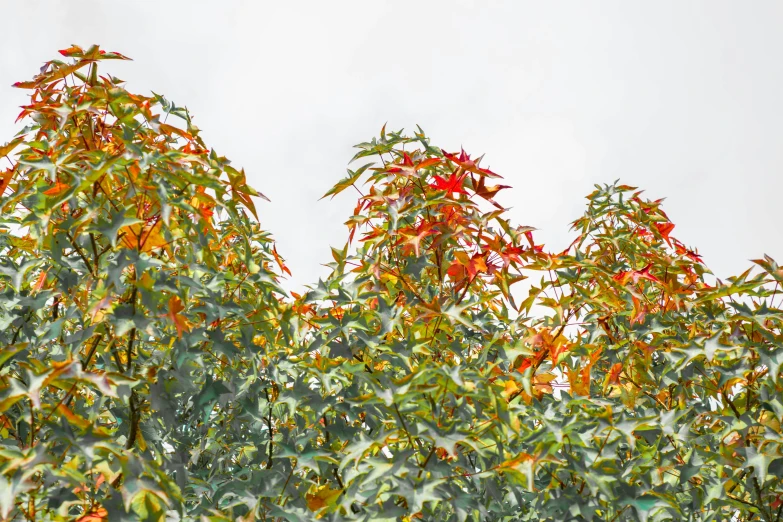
left=166, top=296, right=191, bottom=338
left=430, top=172, right=468, bottom=196
left=158, top=123, right=192, bottom=141
left=193, top=376, right=231, bottom=424
left=0, top=169, right=13, bottom=195
left=0, top=343, right=27, bottom=368
left=95, top=210, right=144, bottom=248
left=0, top=136, right=23, bottom=158
left=653, top=222, right=675, bottom=246
left=12, top=80, right=36, bottom=89
left=321, top=162, right=373, bottom=199
left=613, top=263, right=660, bottom=285
left=306, top=484, right=341, bottom=512
left=76, top=506, right=108, bottom=522
left=272, top=245, right=291, bottom=276
left=471, top=174, right=510, bottom=208
left=56, top=403, right=91, bottom=430
left=59, top=45, right=85, bottom=57
left=119, top=219, right=168, bottom=253
left=43, top=181, right=71, bottom=196
left=226, top=165, right=266, bottom=219
left=442, top=148, right=500, bottom=178
left=400, top=222, right=437, bottom=257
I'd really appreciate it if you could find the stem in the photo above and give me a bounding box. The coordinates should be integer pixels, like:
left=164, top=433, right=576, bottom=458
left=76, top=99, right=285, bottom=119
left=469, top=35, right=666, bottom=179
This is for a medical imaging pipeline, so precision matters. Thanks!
left=28, top=398, right=35, bottom=448
left=125, top=285, right=138, bottom=373
left=89, top=232, right=99, bottom=267
left=417, top=445, right=437, bottom=478
left=393, top=402, right=416, bottom=453
left=265, top=388, right=274, bottom=469
left=332, top=467, right=345, bottom=490
left=276, top=460, right=297, bottom=506
left=124, top=282, right=139, bottom=449
left=125, top=390, right=139, bottom=449
left=65, top=231, right=95, bottom=276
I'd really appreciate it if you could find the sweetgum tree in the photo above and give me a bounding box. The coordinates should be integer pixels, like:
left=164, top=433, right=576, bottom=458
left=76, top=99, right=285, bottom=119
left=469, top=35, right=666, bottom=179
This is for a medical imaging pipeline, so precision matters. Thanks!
left=1, top=46, right=782, bottom=521
left=0, top=46, right=290, bottom=520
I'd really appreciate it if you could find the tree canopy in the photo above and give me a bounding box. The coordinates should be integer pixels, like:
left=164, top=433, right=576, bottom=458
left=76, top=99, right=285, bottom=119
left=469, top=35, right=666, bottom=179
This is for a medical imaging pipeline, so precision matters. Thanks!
left=1, top=45, right=782, bottom=522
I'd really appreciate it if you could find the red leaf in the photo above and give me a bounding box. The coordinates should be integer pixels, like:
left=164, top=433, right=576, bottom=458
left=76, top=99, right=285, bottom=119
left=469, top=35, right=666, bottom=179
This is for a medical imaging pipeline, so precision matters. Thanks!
left=430, top=172, right=468, bottom=196
left=675, top=242, right=703, bottom=263
left=654, top=222, right=675, bottom=246
left=442, top=148, right=500, bottom=178
left=613, top=263, right=660, bottom=285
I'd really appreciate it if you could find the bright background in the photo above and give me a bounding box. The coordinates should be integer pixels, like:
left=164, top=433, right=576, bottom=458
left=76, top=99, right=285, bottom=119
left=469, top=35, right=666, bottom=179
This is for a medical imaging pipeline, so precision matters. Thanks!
left=2, top=1, right=782, bottom=291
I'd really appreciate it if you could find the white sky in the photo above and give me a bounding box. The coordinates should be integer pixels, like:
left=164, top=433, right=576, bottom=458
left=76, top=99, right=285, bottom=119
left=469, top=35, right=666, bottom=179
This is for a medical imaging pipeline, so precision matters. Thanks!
left=2, top=1, right=782, bottom=291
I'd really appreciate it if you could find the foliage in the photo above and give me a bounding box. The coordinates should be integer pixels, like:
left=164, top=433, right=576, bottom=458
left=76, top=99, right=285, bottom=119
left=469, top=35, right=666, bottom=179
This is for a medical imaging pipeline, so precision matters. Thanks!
left=1, top=46, right=782, bottom=521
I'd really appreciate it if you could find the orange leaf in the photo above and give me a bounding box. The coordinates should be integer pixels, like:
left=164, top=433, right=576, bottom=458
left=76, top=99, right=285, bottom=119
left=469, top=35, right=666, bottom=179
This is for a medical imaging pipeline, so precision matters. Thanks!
left=630, top=296, right=647, bottom=325
left=608, top=363, right=623, bottom=385
left=166, top=296, right=191, bottom=338
left=499, top=452, right=535, bottom=470
left=0, top=170, right=13, bottom=195
left=159, top=123, right=193, bottom=141
left=76, top=507, right=107, bottom=522
left=272, top=245, right=291, bottom=276
left=32, top=269, right=49, bottom=293
left=43, top=181, right=70, bottom=197
left=400, top=222, right=437, bottom=257
left=12, top=81, right=37, bottom=89
left=675, top=242, right=703, bottom=263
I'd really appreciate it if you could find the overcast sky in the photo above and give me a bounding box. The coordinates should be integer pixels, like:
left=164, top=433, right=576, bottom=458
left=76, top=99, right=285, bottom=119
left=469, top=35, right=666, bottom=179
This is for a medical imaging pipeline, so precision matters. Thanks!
left=2, top=1, right=782, bottom=291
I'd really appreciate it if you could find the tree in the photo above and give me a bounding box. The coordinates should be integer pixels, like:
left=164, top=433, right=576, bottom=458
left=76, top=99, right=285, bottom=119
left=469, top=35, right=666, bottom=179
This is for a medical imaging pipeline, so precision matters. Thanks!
left=0, top=46, right=289, bottom=520
left=1, top=46, right=782, bottom=521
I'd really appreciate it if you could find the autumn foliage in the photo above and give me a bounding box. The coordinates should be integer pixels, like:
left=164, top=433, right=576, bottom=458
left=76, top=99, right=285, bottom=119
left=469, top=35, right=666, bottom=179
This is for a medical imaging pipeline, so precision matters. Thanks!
left=1, top=46, right=782, bottom=521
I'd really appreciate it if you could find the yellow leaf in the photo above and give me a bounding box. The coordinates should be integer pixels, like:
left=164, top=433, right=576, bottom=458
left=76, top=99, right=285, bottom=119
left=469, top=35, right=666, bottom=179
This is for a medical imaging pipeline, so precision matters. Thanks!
left=500, top=379, right=520, bottom=399
left=0, top=137, right=24, bottom=158
left=120, top=219, right=169, bottom=254
left=137, top=272, right=154, bottom=291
